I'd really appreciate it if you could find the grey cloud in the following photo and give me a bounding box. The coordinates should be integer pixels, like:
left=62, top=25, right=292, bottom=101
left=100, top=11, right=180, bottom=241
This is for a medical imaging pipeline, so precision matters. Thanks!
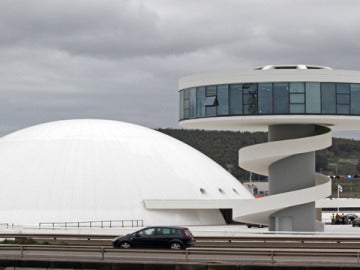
left=1, top=0, right=360, bottom=139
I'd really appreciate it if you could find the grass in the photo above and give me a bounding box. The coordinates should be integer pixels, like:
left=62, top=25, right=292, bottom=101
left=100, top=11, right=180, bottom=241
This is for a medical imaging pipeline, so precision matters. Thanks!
left=0, top=238, right=68, bottom=245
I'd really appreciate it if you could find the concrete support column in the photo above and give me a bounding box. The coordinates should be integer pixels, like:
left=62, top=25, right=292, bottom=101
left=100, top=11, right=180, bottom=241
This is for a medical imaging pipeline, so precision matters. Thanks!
left=268, top=125, right=316, bottom=232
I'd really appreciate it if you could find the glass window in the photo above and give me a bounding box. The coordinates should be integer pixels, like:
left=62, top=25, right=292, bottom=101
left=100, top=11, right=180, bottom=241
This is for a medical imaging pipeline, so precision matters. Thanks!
left=337, top=83, right=350, bottom=94
left=196, top=87, right=205, bottom=117
left=189, top=88, right=196, bottom=118
left=206, top=86, right=216, bottom=96
left=306, top=82, right=321, bottom=113
left=184, top=99, right=190, bottom=109
left=179, top=90, right=184, bottom=119
left=336, top=83, right=350, bottom=115
left=229, top=84, right=243, bottom=115
left=290, top=82, right=305, bottom=93
left=183, top=88, right=190, bottom=118
left=290, top=104, right=305, bottom=113
left=204, top=96, right=217, bottom=106
left=351, top=84, right=360, bottom=114
left=337, top=104, right=350, bottom=115
left=217, top=85, right=229, bottom=115
left=258, top=83, right=273, bottom=114
left=337, top=94, right=350, bottom=104
left=290, top=84, right=305, bottom=113
left=321, top=83, right=336, bottom=114
left=139, top=228, right=155, bottom=236
left=160, top=228, right=171, bottom=235
left=290, top=94, right=305, bottom=103
left=205, top=106, right=217, bottom=116
left=184, top=89, right=190, bottom=99
left=243, top=83, right=258, bottom=115
left=273, top=83, right=289, bottom=114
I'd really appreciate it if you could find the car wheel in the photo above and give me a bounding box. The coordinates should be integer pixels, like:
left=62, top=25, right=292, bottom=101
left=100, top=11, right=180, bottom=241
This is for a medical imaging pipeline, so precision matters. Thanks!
left=247, top=225, right=252, bottom=228
left=170, top=242, right=183, bottom=250
left=120, top=241, right=131, bottom=249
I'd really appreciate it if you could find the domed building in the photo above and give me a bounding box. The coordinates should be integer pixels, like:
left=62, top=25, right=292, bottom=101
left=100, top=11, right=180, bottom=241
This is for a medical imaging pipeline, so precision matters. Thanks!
left=0, top=119, right=253, bottom=226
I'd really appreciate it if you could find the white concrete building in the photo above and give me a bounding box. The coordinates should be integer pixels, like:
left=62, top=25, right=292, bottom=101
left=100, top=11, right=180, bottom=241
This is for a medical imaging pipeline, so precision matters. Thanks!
left=0, top=119, right=253, bottom=227
left=178, top=65, right=360, bottom=231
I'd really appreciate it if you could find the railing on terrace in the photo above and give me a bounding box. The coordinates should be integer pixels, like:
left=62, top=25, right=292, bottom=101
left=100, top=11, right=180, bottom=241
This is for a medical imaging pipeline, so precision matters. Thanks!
left=38, top=219, right=143, bottom=229
left=0, top=223, right=10, bottom=229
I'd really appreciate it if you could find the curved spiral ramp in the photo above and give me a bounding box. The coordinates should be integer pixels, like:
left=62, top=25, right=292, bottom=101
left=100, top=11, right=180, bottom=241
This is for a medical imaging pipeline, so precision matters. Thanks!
left=233, top=124, right=332, bottom=231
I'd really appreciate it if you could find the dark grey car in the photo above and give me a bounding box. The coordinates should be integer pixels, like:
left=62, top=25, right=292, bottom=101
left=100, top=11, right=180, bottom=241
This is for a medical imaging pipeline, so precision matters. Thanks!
left=112, top=226, right=195, bottom=249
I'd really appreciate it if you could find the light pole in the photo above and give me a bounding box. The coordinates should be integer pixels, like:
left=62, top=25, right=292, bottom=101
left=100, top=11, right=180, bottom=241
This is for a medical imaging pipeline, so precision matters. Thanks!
left=337, top=184, right=343, bottom=214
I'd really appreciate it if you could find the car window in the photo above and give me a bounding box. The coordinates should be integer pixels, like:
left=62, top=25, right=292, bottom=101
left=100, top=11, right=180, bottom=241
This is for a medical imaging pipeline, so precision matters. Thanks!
left=138, top=228, right=155, bottom=236
left=173, top=228, right=182, bottom=235
left=155, top=227, right=171, bottom=235
left=162, top=228, right=171, bottom=235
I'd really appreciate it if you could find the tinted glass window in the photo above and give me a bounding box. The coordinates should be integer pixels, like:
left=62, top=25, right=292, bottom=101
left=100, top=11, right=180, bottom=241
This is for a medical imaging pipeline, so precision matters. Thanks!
left=180, top=80, right=360, bottom=120
left=184, top=99, right=190, bottom=118
left=337, top=104, right=350, bottom=114
left=351, top=84, right=360, bottom=114
left=179, top=91, right=184, bottom=119
left=290, top=104, right=305, bottom=113
left=229, top=84, right=242, bottom=115
left=289, top=82, right=305, bottom=93
left=204, top=96, right=217, bottom=106
left=189, top=88, right=196, bottom=118
left=206, top=86, right=216, bottom=96
left=258, top=83, right=273, bottom=114
left=321, top=83, right=336, bottom=114
left=196, top=87, right=205, bottom=117
left=184, top=89, right=190, bottom=99
left=217, top=84, right=229, bottom=115
left=243, top=83, right=258, bottom=115
left=337, top=83, right=350, bottom=94
left=139, top=228, right=155, bottom=236
left=290, top=94, right=305, bottom=103
left=274, top=83, right=289, bottom=113
left=306, top=82, right=321, bottom=113
left=161, top=228, right=171, bottom=235
left=337, top=94, right=350, bottom=104
left=206, top=106, right=217, bottom=116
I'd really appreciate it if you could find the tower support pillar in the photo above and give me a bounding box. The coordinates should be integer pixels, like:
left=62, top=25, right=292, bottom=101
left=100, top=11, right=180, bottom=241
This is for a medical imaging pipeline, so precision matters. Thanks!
left=268, top=125, right=316, bottom=232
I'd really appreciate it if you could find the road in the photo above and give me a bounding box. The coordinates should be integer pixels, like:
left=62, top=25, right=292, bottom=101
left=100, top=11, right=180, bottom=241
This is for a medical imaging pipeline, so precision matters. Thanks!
left=0, top=245, right=360, bottom=268
left=1, top=225, right=360, bottom=268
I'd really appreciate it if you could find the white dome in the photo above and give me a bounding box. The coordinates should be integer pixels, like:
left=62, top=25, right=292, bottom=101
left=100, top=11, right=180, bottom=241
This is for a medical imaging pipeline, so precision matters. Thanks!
left=0, top=119, right=252, bottom=226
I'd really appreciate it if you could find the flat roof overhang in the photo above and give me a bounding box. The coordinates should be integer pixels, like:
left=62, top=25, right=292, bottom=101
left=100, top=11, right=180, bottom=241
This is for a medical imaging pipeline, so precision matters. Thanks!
left=179, top=69, right=360, bottom=90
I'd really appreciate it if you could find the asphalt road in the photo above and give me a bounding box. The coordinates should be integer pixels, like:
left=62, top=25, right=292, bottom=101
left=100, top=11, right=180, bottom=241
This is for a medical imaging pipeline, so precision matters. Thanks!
left=1, top=246, right=360, bottom=268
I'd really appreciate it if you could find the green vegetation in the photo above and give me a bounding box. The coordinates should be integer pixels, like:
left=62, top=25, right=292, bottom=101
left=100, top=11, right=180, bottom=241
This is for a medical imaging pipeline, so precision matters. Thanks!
left=0, top=238, right=67, bottom=245
left=157, top=128, right=360, bottom=181
left=158, top=128, right=267, bottom=181
left=1, top=238, right=37, bottom=245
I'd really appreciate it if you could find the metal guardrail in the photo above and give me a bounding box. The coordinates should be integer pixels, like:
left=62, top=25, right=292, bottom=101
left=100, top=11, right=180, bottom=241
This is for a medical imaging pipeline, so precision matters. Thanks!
left=38, top=219, right=143, bottom=229
left=3, top=234, right=360, bottom=247
left=184, top=247, right=360, bottom=265
left=1, top=244, right=360, bottom=266
left=0, top=223, right=11, bottom=229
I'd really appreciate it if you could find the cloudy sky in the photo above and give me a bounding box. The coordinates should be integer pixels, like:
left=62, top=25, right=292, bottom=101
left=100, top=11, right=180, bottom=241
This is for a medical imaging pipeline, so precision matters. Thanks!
left=1, top=0, right=360, bottom=138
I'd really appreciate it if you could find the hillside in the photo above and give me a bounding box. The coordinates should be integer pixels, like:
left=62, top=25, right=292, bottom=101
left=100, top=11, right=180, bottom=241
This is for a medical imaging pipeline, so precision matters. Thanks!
left=157, top=128, right=360, bottom=182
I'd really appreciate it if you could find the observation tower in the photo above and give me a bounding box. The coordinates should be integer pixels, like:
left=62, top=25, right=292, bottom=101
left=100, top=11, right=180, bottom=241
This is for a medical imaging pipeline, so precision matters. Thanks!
left=178, top=65, right=360, bottom=231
